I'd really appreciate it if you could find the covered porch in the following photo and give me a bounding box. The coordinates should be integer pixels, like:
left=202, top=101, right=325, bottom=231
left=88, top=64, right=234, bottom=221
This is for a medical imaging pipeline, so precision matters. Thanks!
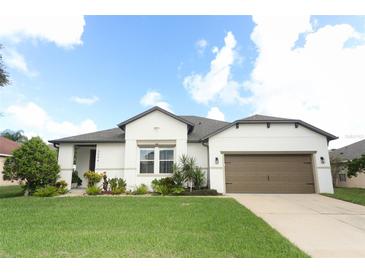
left=58, top=143, right=97, bottom=189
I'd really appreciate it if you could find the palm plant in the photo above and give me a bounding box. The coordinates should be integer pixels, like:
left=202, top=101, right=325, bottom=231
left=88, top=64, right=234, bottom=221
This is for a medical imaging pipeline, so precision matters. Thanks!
left=1, top=129, right=28, bottom=143
left=192, top=166, right=205, bottom=190
left=179, top=155, right=196, bottom=192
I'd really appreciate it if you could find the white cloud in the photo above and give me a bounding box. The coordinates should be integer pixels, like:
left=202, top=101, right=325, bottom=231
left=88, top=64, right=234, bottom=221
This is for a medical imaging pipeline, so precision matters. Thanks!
left=244, top=16, right=365, bottom=148
left=0, top=16, right=85, bottom=48
left=5, top=102, right=97, bottom=141
left=140, top=90, right=172, bottom=112
left=70, top=96, right=99, bottom=105
left=3, top=48, right=37, bottom=76
left=196, top=39, right=208, bottom=54
left=184, top=32, right=247, bottom=105
left=207, top=107, right=225, bottom=121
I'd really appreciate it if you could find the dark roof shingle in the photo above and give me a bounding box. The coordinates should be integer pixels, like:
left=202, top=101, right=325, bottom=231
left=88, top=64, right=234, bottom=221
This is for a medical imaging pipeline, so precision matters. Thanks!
left=330, top=139, right=365, bottom=161
left=49, top=109, right=337, bottom=144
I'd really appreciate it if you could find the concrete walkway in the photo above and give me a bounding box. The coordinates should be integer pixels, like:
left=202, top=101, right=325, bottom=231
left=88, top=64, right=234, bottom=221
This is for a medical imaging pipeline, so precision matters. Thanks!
left=229, top=194, right=365, bottom=258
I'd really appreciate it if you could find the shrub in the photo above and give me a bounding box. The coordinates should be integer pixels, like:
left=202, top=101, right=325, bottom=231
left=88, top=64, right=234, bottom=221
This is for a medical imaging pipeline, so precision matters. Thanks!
left=72, top=170, right=82, bottom=187
left=108, top=178, right=126, bottom=194
left=134, top=184, right=148, bottom=195
left=86, top=185, right=101, bottom=195
left=191, top=166, right=205, bottom=190
left=151, top=177, right=176, bottom=195
left=55, top=180, right=68, bottom=195
left=171, top=186, right=185, bottom=194
left=83, top=171, right=103, bottom=187
left=172, top=155, right=206, bottom=191
left=102, top=172, right=108, bottom=191
left=55, top=180, right=68, bottom=189
left=57, top=187, right=68, bottom=195
left=33, top=186, right=59, bottom=197
left=2, top=137, right=60, bottom=195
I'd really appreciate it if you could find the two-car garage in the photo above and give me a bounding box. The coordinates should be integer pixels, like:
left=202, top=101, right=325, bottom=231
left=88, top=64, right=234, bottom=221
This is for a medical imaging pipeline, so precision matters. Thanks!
left=224, top=154, right=315, bottom=193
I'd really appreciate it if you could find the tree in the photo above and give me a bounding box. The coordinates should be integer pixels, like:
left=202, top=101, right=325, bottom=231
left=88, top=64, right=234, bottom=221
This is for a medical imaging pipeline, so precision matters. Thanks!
left=330, top=154, right=346, bottom=186
left=347, top=154, right=365, bottom=178
left=2, top=137, right=60, bottom=195
left=0, top=44, right=9, bottom=87
left=1, top=129, right=28, bottom=143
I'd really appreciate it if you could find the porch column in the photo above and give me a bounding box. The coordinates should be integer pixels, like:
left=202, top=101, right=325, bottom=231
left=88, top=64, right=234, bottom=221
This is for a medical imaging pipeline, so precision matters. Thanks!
left=58, top=143, right=74, bottom=190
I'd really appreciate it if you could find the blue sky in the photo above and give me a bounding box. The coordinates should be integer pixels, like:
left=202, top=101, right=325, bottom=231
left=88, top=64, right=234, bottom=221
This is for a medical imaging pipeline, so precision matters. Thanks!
left=1, top=16, right=365, bottom=148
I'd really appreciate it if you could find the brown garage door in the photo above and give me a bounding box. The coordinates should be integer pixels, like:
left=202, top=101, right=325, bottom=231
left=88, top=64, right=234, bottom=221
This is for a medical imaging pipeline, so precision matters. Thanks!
left=225, top=154, right=315, bottom=193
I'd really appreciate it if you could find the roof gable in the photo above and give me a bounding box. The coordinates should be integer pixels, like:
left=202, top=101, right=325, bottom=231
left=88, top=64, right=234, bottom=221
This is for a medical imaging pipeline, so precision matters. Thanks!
left=202, top=114, right=337, bottom=141
left=117, top=106, right=195, bottom=131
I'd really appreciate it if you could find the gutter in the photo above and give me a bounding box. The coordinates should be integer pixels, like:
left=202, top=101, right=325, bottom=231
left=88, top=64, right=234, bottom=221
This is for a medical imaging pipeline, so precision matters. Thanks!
left=202, top=140, right=210, bottom=189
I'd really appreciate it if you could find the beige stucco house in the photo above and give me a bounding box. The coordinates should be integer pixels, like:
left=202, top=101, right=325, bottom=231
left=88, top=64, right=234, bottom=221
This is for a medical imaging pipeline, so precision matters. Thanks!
left=0, top=137, right=20, bottom=186
left=49, top=106, right=337, bottom=194
left=331, top=139, right=365, bottom=188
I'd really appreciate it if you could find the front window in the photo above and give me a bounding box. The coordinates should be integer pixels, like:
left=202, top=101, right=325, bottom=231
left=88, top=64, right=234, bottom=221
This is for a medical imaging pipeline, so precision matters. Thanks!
left=159, top=149, right=174, bottom=173
left=140, top=149, right=154, bottom=173
left=339, top=174, right=347, bottom=183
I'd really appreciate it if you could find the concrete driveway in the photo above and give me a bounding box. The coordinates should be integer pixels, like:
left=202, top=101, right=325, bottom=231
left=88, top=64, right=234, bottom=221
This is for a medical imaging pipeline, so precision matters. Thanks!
left=229, top=194, right=365, bottom=257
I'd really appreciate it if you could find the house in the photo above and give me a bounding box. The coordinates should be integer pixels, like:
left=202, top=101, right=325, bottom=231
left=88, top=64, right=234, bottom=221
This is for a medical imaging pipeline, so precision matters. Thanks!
left=49, top=106, right=337, bottom=194
left=0, top=136, right=21, bottom=185
left=330, top=139, right=365, bottom=188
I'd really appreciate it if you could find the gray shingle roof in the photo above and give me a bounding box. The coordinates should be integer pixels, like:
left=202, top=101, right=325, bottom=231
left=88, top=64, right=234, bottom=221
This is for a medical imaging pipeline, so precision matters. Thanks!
left=49, top=110, right=337, bottom=144
left=240, top=114, right=291, bottom=121
left=330, top=139, right=365, bottom=161
left=202, top=114, right=338, bottom=141
left=180, top=116, right=229, bottom=142
left=49, top=128, right=125, bottom=144
left=117, top=106, right=194, bottom=130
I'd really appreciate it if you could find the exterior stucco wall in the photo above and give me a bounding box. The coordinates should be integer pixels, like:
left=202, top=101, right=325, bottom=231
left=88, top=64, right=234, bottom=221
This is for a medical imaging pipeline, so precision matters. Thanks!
left=95, top=143, right=125, bottom=180
left=124, top=110, right=188, bottom=190
left=57, top=144, right=74, bottom=190
left=208, top=123, right=334, bottom=194
left=336, top=172, right=365, bottom=188
left=187, top=143, right=208, bottom=169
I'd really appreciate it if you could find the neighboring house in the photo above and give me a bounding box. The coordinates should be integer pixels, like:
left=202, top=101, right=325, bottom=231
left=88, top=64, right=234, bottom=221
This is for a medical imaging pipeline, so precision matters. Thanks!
left=49, top=106, right=337, bottom=194
left=0, top=136, right=21, bottom=186
left=330, top=139, right=365, bottom=188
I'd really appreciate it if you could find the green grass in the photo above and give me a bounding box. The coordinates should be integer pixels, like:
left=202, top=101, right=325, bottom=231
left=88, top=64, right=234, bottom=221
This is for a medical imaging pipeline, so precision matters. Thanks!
left=0, top=196, right=307, bottom=258
left=323, top=187, right=365, bottom=206
left=0, top=185, right=24, bottom=199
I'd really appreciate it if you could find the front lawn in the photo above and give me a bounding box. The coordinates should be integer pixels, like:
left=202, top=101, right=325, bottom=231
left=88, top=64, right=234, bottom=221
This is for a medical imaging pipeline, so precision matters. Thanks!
left=323, top=187, right=365, bottom=206
left=0, top=185, right=24, bottom=199
left=0, top=196, right=307, bottom=258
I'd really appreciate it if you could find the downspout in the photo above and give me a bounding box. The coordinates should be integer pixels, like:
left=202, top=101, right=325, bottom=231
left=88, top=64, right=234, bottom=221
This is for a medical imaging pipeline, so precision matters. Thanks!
left=202, top=139, right=210, bottom=189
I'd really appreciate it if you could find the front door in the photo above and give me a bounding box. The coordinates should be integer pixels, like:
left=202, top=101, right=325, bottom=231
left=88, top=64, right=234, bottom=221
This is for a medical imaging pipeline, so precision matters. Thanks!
left=89, top=149, right=96, bottom=171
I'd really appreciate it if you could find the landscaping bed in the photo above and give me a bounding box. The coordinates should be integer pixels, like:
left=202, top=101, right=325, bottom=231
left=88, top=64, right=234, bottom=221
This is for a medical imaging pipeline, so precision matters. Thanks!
left=0, top=196, right=307, bottom=258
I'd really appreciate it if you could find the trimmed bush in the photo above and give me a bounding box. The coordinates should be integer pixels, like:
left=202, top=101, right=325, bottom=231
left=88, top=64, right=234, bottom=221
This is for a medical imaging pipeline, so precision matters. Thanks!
left=33, top=186, right=59, bottom=197
left=86, top=185, right=101, bottom=195
left=83, top=171, right=103, bottom=187
left=151, top=177, right=186, bottom=196
left=55, top=180, right=68, bottom=189
left=109, top=178, right=126, bottom=195
left=2, top=137, right=60, bottom=195
left=134, top=184, right=148, bottom=195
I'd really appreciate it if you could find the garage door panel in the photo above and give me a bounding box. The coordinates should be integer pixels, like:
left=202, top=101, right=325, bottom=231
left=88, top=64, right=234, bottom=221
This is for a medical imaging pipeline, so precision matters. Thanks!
left=225, top=154, right=315, bottom=193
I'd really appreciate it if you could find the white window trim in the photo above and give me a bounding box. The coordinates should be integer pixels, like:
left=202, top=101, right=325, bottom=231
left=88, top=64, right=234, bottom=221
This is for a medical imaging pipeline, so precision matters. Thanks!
left=158, top=147, right=175, bottom=175
left=139, top=147, right=155, bottom=175
left=138, top=146, right=175, bottom=175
